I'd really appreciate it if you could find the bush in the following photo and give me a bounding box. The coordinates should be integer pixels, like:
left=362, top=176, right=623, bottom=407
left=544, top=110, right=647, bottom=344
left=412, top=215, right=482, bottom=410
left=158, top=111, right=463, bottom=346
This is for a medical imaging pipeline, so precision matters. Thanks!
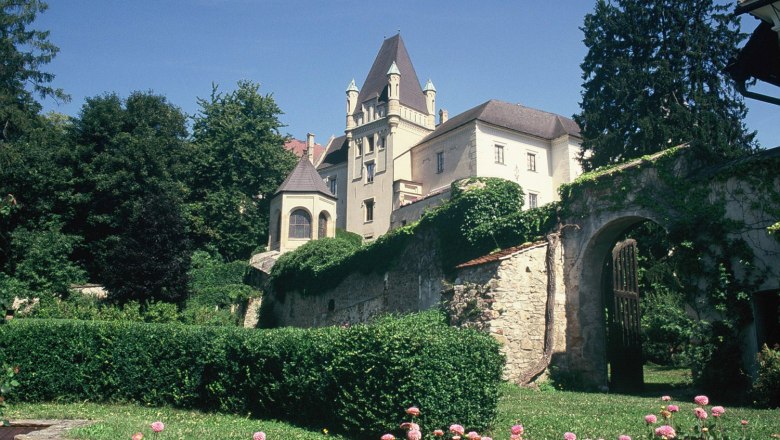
left=270, top=236, right=361, bottom=295
left=641, top=285, right=694, bottom=366
left=0, top=311, right=503, bottom=437
left=753, top=344, right=780, bottom=408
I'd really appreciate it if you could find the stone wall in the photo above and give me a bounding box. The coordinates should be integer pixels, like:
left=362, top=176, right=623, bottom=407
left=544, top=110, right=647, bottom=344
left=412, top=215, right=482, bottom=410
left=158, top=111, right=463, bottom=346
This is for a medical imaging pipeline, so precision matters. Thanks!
left=261, top=230, right=568, bottom=385
left=447, top=241, right=567, bottom=384
left=262, top=228, right=445, bottom=328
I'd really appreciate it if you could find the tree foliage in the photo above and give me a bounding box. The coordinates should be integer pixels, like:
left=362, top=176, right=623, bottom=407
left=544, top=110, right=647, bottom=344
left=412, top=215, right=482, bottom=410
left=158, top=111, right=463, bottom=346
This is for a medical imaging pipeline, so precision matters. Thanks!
left=0, top=0, right=68, bottom=143
left=188, top=80, right=296, bottom=260
left=575, top=0, right=755, bottom=171
left=65, top=92, right=192, bottom=302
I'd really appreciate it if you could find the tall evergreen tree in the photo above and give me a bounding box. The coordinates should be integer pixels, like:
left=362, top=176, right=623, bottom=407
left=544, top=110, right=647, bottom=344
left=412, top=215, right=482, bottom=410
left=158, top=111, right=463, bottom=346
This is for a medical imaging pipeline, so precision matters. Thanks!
left=0, top=0, right=68, bottom=143
left=188, top=80, right=296, bottom=260
left=575, top=0, right=756, bottom=171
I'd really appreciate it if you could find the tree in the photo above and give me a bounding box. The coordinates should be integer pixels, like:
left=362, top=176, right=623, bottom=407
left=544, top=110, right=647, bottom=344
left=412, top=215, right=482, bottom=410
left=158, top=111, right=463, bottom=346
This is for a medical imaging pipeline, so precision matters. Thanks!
left=575, top=0, right=756, bottom=171
left=0, top=0, right=68, bottom=143
left=188, top=80, right=296, bottom=260
left=100, top=189, right=190, bottom=304
left=66, top=92, right=192, bottom=300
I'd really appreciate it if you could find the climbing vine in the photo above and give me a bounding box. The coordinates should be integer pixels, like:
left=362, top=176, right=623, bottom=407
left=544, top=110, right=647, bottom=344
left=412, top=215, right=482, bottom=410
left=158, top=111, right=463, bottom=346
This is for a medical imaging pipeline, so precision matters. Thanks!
left=560, top=145, right=780, bottom=394
left=269, top=177, right=556, bottom=296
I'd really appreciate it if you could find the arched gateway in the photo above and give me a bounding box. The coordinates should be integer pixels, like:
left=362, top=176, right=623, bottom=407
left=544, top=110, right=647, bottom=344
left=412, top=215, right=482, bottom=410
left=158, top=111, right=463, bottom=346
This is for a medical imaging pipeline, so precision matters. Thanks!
left=558, top=146, right=780, bottom=390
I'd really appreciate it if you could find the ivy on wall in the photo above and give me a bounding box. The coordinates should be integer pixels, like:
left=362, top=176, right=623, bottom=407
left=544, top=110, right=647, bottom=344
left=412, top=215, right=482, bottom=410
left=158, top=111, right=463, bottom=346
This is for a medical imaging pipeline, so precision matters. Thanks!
left=559, top=145, right=780, bottom=395
left=269, top=177, right=557, bottom=296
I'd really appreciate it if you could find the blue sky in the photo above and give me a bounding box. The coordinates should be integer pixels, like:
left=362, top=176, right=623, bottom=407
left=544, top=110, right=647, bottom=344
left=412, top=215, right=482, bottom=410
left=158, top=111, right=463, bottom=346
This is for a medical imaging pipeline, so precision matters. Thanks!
left=36, top=1, right=778, bottom=149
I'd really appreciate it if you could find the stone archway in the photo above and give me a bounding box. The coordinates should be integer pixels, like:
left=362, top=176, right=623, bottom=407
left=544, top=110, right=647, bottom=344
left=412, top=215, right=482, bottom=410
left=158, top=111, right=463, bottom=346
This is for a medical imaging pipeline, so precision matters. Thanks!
left=561, top=210, right=670, bottom=390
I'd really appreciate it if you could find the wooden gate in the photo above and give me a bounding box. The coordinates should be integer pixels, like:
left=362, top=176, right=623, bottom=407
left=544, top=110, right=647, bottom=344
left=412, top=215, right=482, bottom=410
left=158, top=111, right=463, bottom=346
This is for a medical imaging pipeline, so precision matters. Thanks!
left=606, top=238, right=644, bottom=392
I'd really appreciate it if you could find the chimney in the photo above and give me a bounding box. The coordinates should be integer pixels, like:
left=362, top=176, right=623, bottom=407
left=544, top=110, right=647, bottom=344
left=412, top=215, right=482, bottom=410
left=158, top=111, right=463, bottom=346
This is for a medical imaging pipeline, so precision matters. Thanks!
left=439, top=109, right=449, bottom=125
left=306, top=133, right=315, bottom=163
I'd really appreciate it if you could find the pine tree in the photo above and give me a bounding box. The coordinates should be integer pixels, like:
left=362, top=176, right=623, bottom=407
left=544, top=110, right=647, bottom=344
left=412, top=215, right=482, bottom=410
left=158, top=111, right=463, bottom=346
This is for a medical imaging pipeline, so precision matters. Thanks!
left=574, top=0, right=756, bottom=171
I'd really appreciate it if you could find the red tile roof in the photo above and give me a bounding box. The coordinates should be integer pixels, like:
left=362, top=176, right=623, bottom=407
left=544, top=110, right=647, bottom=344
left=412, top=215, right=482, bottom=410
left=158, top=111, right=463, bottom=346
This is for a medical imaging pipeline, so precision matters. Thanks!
left=455, top=240, right=547, bottom=269
left=284, top=139, right=326, bottom=164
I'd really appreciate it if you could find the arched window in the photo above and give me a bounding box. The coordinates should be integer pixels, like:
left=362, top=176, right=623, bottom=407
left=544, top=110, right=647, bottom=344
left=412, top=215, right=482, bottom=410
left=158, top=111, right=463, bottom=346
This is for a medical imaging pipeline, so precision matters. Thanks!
left=318, top=212, right=329, bottom=239
left=289, top=209, right=311, bottom=239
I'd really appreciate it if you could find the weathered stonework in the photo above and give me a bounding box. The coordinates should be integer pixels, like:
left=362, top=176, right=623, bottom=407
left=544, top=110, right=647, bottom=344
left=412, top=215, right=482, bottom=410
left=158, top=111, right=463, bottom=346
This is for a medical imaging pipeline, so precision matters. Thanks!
left=447, top=241, right=567, bottom=384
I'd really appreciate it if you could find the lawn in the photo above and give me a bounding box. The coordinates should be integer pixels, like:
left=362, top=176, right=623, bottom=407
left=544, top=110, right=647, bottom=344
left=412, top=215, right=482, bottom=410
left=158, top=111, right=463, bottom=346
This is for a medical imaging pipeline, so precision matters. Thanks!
left=6, top=366, right=779, bottom=439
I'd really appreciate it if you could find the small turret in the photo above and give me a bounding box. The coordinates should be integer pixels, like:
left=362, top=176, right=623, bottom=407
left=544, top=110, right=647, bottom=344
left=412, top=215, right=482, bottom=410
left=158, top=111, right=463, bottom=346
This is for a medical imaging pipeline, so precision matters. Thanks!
left=306, top=133, right=315, bottom=163
left=423, top=79, right=436, bottom=128
left=346, top=79, right=359, bottom=130
left=387, top=61, right=401, bottom=131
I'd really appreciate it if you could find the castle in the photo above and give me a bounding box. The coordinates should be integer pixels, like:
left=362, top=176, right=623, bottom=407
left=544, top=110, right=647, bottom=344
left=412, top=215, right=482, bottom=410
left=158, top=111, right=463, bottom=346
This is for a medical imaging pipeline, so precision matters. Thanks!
left=269, top=34, right=584, bottom=253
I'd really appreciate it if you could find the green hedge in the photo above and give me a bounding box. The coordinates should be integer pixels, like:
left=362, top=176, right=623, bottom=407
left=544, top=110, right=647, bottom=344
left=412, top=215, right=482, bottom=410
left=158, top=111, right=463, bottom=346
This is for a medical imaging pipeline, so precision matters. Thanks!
left=0, top=312, right=503, bottom=436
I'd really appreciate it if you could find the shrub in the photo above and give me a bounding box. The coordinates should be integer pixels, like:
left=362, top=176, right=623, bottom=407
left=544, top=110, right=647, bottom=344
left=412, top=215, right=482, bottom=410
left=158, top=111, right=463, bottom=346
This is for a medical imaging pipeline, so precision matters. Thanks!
left=270, top=236, right=361, bottom=295
left=640, top=285, right=694, bottom=366
left=0, top=311, right=503, bottom=437
left=752, top=344, right=780, bottom=408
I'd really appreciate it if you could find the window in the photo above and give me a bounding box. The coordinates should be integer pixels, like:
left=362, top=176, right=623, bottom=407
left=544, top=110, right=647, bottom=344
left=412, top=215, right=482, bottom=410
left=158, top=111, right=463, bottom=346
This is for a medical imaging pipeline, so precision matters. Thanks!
left=379, top=135, right=386, bottom=150
left=366, top=162, right=375, bottom=183
left=289, top=209, right=311, bottom=239
left=365, top=199, right=374, bottom=222
left=528, top=193, right=538, bottom=209
left=367, top=136, right=375, bottom=153
left=318, top=212, right=328, bottom=239
left=436, top=151, right=444, bottom=174
left=356, top=139, right=363, bottom=157
left=495, top=145, right=505, bottom=164
left=527, top=152, right=536, bottom=172
left=329, top=176, right=337, bottom=196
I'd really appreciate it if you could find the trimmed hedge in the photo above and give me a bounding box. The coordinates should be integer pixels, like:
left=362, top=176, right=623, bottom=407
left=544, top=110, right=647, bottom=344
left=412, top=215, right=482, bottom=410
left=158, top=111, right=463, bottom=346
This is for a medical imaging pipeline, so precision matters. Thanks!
left=0, top=312, right=503, bottom=436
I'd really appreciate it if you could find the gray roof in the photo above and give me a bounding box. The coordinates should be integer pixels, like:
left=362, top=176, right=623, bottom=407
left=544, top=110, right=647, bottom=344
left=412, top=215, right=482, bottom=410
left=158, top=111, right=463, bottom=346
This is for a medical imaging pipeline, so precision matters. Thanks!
left=275, top=156, right=335, bottom=198
left=419, top=99, right=581, bottom=145
left=317, top=135, right=348, bottom=168
left=357, top=34, right=429, bottom=114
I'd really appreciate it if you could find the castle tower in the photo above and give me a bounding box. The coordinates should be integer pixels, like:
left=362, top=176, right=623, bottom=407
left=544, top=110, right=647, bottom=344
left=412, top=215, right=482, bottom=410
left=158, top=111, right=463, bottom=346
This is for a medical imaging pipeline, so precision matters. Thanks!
left=423, top=79, right=436, bottom=128
left=341, top=34, right=436, bottom=239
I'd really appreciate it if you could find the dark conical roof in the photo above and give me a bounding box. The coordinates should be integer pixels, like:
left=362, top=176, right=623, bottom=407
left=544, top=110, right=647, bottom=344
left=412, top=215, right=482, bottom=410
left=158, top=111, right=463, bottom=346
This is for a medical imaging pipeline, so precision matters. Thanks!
left=357, top=34, right=428, bottom=114
left=275, top=155, right=335, bottom=198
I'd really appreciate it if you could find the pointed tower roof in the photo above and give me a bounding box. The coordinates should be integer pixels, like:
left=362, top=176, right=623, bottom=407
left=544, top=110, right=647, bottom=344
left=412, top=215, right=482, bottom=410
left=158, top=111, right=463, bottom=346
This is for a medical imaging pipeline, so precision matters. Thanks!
left=346, top=78, right=359, bottom=93
left=387, top=61, right=400, bottom=75
left=357, top=34, right=428, bottom=114
left=423, top=79, right=436, bottom=92
left=275, top=155, right=335, bottom=198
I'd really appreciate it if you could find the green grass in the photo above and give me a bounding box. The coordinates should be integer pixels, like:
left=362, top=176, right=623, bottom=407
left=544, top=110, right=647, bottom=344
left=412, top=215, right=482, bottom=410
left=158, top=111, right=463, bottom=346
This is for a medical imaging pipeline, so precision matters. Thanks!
left=6, top=402, right=347, bottom=440
left=6, top=366, right=780, bottom=439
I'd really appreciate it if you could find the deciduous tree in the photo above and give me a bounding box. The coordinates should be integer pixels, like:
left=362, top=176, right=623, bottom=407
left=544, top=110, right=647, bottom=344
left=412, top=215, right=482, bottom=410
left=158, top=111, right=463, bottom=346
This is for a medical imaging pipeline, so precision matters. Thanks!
left=188, top=80, right=296, bottom=260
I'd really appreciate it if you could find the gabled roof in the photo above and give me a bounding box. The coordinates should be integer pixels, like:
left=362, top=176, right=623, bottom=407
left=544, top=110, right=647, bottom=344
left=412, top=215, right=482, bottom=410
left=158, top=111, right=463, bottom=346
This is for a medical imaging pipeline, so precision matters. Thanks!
left=317, top=135, right=348, bottom=169
left=284, top=139, right=325, bottom=164
left=418, top=99, right=581, bottom=145
left=357, top=34, right=428, bottom=114
left=275, top=155, right=335, bottom=198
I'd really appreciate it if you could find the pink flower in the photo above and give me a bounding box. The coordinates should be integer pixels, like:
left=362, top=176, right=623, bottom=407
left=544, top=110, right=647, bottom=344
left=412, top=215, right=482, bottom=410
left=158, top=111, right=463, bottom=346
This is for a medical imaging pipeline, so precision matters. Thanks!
left=466, top=432, right=480, bottom=440
left=407, top=430, right=422, bottom=440
left=400, top=423, right=420, bottom=431
left=406, top=406, right=421, bottom=417
left=741, top=420, right=748, bottom=426
left=654, top=425, right=676, bottom=438
left=666, top=405, right=679, bottom=413
left=253, top=433, right=266, bottom=440
left=694, top=395, right=709, bottom=406
left=433, top=430, right=444, bottom=437
left=150, top=422, right=164, bottom=433
left=661, top=395, right=671, bottom=401
left=450, top=425, right=465, bottom=435
left=511, top=425, right=524, bottom=435
left=510, top=436, right=521, bottom=440
left=132, top=433, right=144, bottom=440
left=619, top=436, right=631, bottom=440
left=381, top=435, right=395, bottom=440
left=564, top=432, right=576, bottom=440
left=644, top=414, right=657, bottom=424
left=694, top=407, right=708, bottom=420
left=711, top=406, right=725, bottom=417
